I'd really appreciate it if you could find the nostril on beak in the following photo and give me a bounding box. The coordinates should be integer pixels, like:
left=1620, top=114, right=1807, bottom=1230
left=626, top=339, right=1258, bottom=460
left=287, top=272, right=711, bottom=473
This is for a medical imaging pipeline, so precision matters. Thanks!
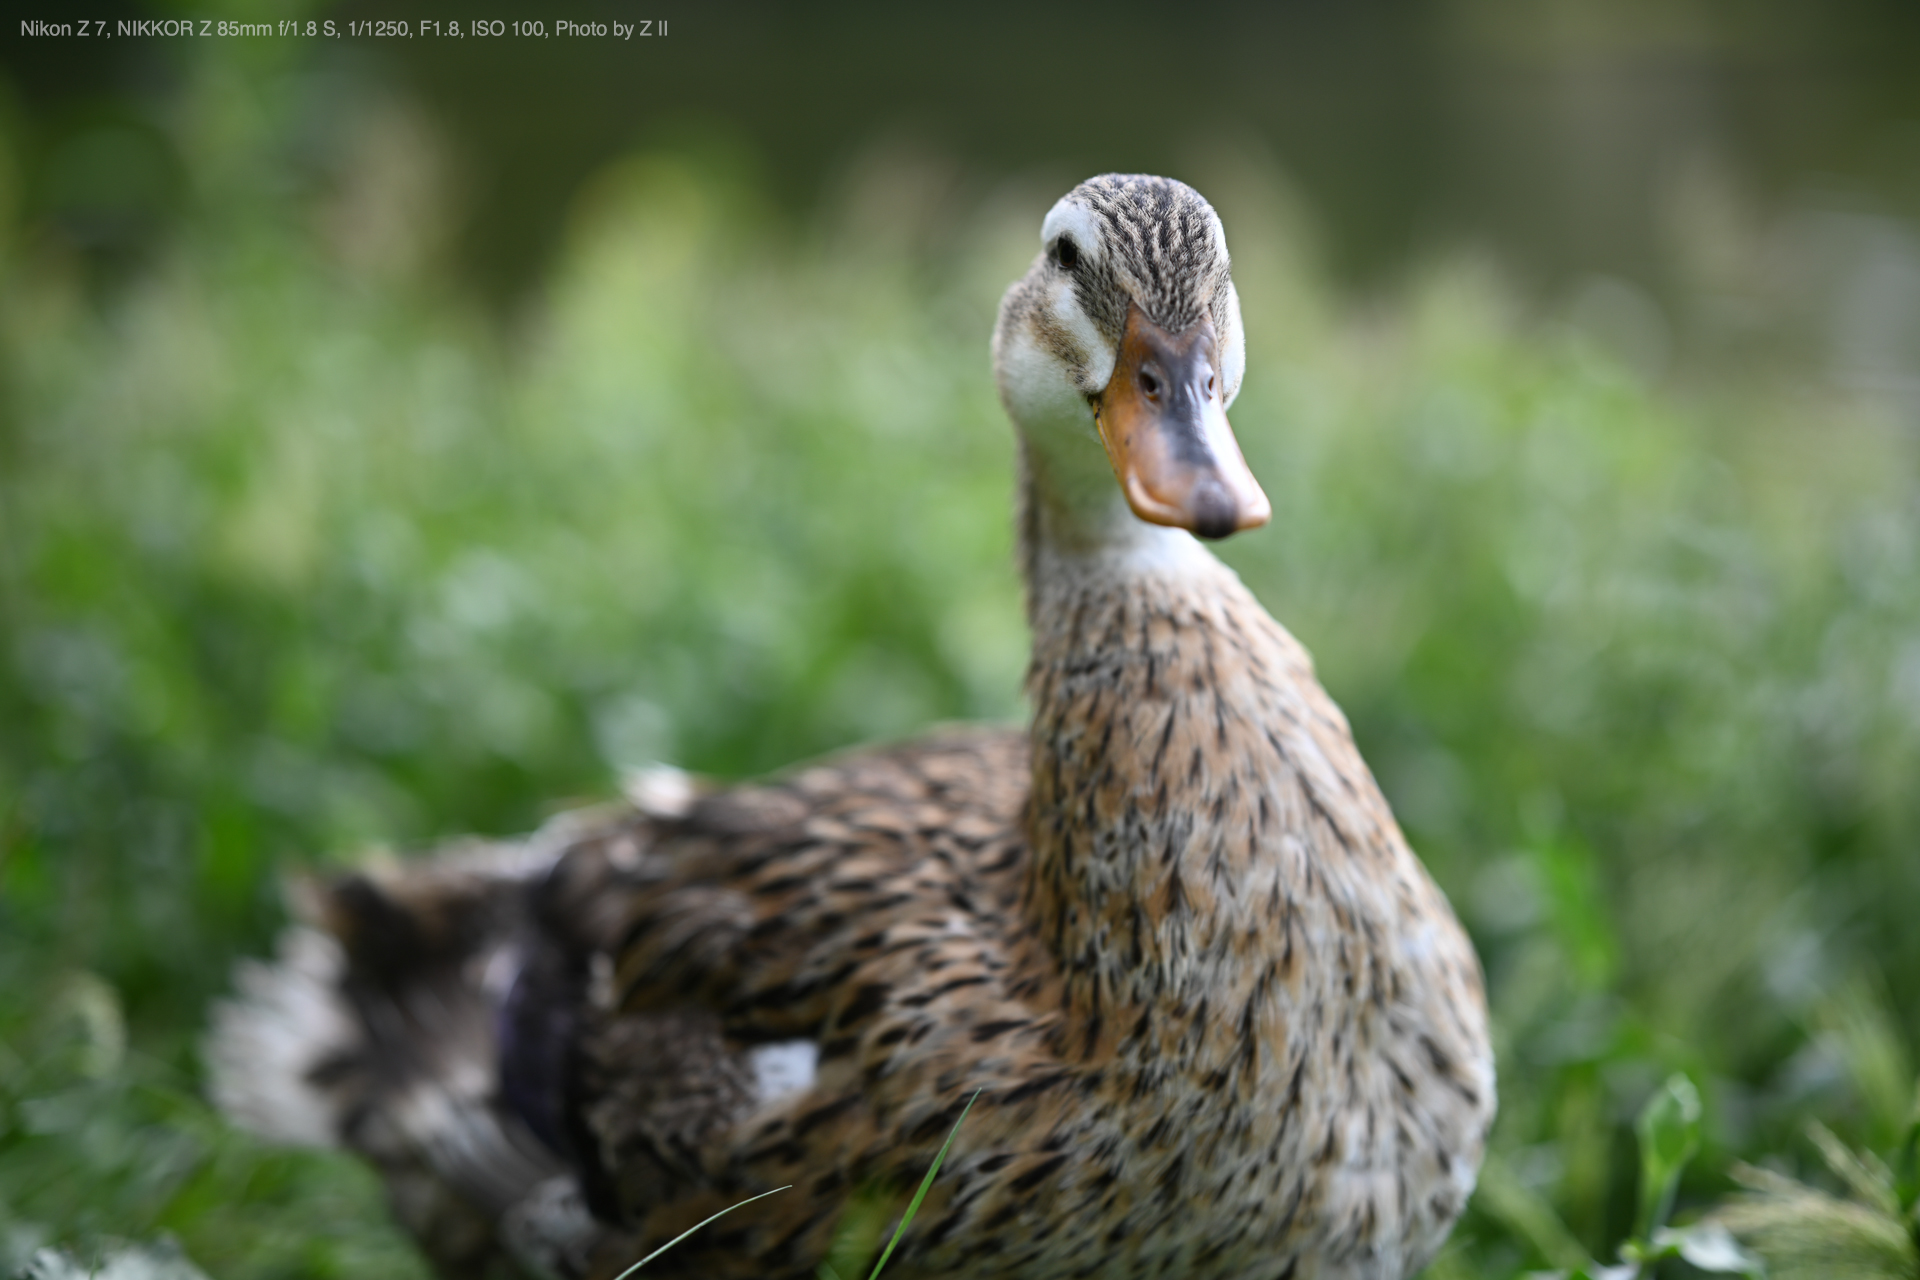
left=1139, top=368, right=1161, bottom=399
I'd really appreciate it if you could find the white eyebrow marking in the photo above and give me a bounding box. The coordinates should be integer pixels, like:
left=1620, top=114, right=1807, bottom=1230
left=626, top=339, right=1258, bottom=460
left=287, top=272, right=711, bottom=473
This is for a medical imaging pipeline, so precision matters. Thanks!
left=1040, top=199, right=1106, bottom=269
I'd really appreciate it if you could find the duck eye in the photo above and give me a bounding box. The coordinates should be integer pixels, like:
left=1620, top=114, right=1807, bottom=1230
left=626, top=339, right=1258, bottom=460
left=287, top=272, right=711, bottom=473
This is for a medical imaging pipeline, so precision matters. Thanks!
left=1052, top=236, right=1079, bottom=271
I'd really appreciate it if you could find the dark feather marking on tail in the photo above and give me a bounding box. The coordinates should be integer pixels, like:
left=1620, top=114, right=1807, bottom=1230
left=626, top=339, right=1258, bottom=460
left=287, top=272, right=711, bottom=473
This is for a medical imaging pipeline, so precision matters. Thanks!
left=500, top=939, right=586, bottom=1163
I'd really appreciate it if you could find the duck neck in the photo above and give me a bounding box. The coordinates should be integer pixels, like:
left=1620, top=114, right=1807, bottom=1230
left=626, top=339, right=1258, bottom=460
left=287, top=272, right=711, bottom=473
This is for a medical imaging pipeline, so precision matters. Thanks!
left=1013, top=434, right=1211, bottom=614
left=1016, top=442, right=1289, bottom=1043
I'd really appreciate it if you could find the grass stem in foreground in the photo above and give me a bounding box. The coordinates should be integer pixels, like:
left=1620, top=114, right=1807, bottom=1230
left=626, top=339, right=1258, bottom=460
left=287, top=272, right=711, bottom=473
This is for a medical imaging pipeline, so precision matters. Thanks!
left=612, top=1185, right=792, bottom=1278
left=864, top=1088, right=983, bottom=1280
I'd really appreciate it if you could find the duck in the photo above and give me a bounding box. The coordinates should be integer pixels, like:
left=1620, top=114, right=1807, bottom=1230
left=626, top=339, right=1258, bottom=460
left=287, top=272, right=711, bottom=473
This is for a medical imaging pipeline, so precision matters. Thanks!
left=208, top=173, right=1495, bottom=1280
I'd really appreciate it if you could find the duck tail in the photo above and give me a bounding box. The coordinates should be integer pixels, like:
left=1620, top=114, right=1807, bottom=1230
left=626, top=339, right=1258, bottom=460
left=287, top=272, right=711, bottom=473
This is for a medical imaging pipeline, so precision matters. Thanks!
left=205, top=821, right=611, bottom=1278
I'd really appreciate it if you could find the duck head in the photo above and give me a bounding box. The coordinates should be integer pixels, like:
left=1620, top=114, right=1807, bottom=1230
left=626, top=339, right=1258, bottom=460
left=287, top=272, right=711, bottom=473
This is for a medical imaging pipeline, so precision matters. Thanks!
left=993, top=174, right=1270, bottom=547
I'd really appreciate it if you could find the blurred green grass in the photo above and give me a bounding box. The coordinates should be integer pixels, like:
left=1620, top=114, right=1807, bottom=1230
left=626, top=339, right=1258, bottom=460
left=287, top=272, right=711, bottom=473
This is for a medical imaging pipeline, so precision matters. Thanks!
left=5, top=52, right=1920, bottom=1280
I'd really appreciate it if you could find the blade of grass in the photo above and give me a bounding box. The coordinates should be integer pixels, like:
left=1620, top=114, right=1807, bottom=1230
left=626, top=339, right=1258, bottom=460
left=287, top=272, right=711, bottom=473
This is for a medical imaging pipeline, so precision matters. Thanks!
left=1474, top=1151, right=1595, bottom=1273
left=612, top=1184, right=792, bottom=1279
left=866, top=1088, right=982, bottom=1280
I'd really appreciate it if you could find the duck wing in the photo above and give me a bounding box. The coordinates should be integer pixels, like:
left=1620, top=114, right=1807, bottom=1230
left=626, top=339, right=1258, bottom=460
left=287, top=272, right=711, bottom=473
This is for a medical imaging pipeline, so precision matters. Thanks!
left=208, top=725, right=1034, bottom=1279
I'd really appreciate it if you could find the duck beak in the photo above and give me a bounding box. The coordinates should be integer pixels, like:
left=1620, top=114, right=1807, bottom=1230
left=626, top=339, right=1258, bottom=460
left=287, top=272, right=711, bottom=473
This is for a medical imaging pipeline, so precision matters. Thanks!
left=1092, top=302, right=1270, bottom=540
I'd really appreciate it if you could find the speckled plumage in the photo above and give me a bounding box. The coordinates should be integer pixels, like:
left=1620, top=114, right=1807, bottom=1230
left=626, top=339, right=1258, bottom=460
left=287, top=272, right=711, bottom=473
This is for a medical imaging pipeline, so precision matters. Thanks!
left=208, top=174, right=1493, bottom=1280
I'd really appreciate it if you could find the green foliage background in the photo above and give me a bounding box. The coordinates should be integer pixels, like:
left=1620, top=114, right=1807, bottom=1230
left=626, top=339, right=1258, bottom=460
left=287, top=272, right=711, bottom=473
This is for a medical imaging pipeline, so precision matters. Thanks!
left=5, top=41, right=1920, bottom=1280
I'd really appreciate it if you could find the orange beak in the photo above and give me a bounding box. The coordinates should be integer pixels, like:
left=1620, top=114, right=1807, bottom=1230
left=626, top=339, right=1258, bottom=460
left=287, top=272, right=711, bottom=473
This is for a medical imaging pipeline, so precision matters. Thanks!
left=1093, top=302, right=1270, bottom=540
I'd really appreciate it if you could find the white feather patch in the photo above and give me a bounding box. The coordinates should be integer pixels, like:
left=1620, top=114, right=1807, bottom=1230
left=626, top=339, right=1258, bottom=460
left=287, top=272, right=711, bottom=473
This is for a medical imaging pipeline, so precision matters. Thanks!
left=1220, top=279, right=1247, bottom=407
left=748, top=1039, right=819, bottom=1104
left=623, top=762, right=697, bottom=819
left=1047, top=279, right=1116, bottom=391
left=204, top=927, right=357, bottom=1147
